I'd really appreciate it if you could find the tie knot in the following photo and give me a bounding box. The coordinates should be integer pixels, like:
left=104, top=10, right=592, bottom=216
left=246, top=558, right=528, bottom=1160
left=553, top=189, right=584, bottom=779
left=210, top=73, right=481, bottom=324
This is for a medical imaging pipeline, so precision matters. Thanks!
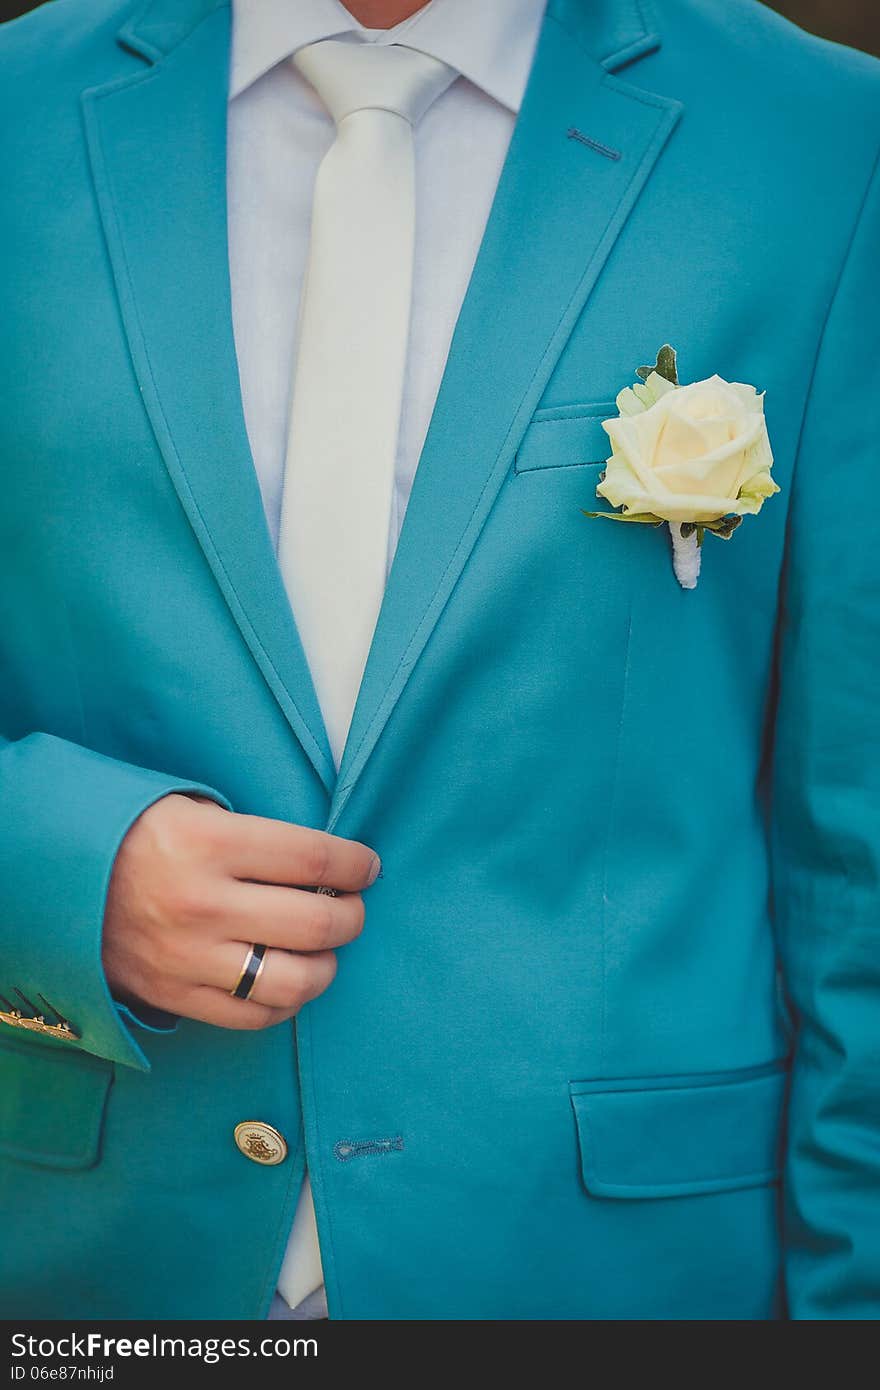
left=293, top=39, right=457, bottom=128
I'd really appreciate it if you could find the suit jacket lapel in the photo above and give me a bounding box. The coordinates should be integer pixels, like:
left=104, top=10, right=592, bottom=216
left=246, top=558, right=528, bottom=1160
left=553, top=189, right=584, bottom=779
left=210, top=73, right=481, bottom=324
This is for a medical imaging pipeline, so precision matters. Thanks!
left=328, top=0, right=683, bottom=827
left=82, top=0, right=337, bottom=795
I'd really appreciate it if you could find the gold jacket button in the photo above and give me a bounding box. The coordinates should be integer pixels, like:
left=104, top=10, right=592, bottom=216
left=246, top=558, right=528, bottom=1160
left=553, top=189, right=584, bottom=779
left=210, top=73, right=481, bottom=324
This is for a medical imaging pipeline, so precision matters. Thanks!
left=233, top=1121, right=288, bottom=1166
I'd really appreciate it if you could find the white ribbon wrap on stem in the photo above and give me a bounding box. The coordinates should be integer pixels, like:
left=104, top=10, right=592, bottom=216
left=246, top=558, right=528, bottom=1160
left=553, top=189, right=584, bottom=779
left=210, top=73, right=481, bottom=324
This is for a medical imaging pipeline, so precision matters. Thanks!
left=668, top=521, right=702, bottom=589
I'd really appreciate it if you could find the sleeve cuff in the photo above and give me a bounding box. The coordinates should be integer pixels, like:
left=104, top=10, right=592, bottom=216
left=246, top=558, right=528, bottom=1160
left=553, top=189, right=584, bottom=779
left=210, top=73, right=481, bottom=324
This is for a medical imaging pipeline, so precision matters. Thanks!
left=0, top=732, right=233, bottom=1070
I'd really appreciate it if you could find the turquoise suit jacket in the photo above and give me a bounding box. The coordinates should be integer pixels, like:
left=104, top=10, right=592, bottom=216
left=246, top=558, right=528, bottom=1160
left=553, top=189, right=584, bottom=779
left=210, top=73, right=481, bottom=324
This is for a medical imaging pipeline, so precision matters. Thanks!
left=1, top=0, right=878, bottom=1320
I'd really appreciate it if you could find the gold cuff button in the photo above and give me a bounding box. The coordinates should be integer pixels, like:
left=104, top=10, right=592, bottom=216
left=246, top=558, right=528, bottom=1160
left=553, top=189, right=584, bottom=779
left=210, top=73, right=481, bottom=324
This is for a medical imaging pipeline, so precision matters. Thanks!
left=233, top=1121, right=288, bottom=1166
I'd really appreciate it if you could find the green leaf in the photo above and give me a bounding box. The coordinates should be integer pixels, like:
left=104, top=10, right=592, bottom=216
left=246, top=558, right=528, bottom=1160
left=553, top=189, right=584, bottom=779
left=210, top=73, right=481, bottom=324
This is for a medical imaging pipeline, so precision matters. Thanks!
left=656, top=344, right=679, bottom=385
left=680, top=521, right=697, bottom=539
left=581, top=509, right=664, bottom=525
left=636, top=343, right=678, bottom=386
left=696, top=525, right=705, bottom=547
left=704, top=514, right=744, bottom=540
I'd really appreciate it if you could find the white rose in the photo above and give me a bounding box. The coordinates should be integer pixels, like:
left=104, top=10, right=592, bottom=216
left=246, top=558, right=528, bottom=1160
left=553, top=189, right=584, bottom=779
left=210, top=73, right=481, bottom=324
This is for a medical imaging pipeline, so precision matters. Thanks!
left=596, top=372, right=778, bottom=526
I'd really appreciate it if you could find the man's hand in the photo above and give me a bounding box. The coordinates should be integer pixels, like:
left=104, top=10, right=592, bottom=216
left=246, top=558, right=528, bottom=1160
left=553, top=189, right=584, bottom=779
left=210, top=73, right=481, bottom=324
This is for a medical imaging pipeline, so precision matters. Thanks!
left=102, top=793, right=380, bottom=1030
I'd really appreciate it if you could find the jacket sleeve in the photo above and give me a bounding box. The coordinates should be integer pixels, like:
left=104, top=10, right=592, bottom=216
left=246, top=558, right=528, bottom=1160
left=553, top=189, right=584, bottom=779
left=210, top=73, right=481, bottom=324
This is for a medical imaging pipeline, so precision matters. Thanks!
left=772, top=150, right=880, bottom=1319
left=0, top=731, right=232, bottom=1072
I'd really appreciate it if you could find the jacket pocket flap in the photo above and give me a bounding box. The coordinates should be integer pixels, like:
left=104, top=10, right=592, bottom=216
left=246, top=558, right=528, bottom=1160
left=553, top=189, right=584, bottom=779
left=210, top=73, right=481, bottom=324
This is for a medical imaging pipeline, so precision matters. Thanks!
left=0, top=1034, right=113, bottom=1170
left=570, top=1061, right=788, bottom=1199
left=514, top=404, right=615, bottom=474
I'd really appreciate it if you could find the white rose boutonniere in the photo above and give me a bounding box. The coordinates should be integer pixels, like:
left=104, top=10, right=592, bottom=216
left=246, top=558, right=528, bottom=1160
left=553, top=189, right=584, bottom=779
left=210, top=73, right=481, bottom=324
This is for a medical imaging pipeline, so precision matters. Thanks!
left=583, top=346, right=780, bottom=588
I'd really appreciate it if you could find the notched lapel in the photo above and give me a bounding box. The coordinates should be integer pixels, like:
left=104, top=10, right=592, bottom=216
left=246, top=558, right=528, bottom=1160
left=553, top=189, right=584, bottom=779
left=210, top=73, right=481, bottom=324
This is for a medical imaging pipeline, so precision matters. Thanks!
left=328, top=0, right=683, bottom=828
left=82, top=3, right=337, bottom=795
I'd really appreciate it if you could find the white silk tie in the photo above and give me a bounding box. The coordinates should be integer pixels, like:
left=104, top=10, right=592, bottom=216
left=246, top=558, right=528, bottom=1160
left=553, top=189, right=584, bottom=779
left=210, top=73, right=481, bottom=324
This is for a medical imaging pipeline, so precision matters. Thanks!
left=276, top=40, right=457, bottom=1314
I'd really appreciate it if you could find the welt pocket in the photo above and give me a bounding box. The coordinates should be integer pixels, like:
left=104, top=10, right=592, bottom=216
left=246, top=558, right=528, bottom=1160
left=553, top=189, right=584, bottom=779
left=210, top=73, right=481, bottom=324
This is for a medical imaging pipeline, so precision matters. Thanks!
left=514, top=402, right=616, bottom=475
left=0, top=1032, right=114, bottom=1170
left=570, top=1059, right=789, bottom=1200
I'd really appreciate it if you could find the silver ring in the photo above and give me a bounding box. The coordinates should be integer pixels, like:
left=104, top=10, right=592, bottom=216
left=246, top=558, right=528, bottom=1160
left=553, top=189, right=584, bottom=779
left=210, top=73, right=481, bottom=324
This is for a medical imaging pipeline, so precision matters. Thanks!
left=315, top=886, right=339, bottom=897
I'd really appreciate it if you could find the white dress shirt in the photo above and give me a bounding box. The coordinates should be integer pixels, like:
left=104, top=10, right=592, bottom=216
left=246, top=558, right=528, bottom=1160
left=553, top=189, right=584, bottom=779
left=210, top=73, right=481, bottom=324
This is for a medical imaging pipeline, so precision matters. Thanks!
left=227, top=0, right=547, bottom=1319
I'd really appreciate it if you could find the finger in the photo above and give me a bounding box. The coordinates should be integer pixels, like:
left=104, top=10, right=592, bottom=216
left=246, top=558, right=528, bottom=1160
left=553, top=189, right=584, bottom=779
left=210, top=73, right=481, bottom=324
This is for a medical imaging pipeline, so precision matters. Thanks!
left=215, top=880, right=366, bottom=951
left=224, top=814, right=380, bottom=893
left=171, top=985, right=300, bottom=1032
left=203, top=942, right=339, bottom=1009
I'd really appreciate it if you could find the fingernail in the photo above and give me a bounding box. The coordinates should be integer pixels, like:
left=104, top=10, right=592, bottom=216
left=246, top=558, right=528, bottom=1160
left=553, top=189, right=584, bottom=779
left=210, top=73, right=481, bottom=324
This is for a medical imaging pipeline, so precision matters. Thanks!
left=368, top=854, right=382, bottom=886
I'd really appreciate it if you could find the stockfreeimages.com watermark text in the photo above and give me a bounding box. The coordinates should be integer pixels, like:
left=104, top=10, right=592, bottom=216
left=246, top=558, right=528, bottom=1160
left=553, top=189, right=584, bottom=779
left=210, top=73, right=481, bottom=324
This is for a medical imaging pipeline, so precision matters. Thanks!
left=11, top=1332, right=317, bottom=1372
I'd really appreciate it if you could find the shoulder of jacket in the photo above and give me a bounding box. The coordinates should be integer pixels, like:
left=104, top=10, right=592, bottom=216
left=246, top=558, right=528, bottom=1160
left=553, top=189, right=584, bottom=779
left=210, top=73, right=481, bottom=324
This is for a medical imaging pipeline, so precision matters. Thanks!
left=654, top=0, right=880, bottom=115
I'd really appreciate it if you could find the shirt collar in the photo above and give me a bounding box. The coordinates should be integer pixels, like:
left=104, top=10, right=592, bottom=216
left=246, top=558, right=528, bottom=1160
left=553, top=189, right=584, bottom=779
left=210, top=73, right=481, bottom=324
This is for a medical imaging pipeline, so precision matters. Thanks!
left=229, top=0, right=548, bottom=113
